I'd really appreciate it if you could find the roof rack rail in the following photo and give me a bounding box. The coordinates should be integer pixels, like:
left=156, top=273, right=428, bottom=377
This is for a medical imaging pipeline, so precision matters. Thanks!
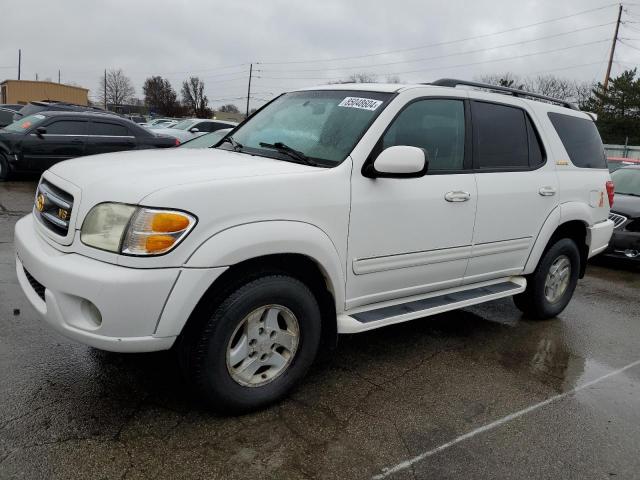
left=429, top=78, right=579, bottom=111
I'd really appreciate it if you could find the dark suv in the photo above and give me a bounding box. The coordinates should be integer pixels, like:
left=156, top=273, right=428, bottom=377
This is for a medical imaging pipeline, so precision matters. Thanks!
left=0, top=111, right=177, bottom=180
left=12, top=101, right=106, bottom=122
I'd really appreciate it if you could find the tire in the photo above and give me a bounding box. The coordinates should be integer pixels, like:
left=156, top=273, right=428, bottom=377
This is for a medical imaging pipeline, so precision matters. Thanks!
left=0, top=153, right=9, bottom=182
left=513, top=238, right=580, bottom=320
left=179, top=275, right=322, bottom=413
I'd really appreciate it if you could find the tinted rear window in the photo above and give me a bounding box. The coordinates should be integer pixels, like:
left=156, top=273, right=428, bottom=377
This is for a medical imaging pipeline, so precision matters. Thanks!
left=473, top=101, right=529, bottom=169
left=548, top=113, right=606, bottom=168
left=90, top=121, right=129, bottom=136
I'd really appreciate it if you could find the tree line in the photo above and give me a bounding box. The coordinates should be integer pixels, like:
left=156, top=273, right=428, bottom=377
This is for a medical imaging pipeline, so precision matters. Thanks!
left=97, top=68, right=241, bottom=118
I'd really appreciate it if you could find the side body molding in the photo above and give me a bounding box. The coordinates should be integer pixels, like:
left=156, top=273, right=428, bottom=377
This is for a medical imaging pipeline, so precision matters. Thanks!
left=185, top=220, right=346, bottom=310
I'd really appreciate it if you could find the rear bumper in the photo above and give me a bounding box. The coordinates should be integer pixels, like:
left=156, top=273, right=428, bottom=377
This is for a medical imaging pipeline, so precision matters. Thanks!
left=587, top=219, right=615, bottom=258
left=603, top=228, right=640, bottom=261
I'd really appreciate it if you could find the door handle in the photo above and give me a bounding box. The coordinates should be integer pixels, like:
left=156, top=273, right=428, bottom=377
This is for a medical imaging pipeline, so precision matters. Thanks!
left=538, top=186, right=557, bottom=196
left=444, top=191, right=471, bottom=202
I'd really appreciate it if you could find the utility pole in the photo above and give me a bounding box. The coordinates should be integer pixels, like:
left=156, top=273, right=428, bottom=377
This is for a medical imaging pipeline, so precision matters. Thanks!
left=603, top=4, right=623, bottom=94
left=35, top=73, right=38, bottom=81
left=246, top=63, right=253, bottom=118
left=58, top=69, right=61, bottom=84
left=17, top=49, right=21, bottom=80
left=104, top=69, right=107, bottom=110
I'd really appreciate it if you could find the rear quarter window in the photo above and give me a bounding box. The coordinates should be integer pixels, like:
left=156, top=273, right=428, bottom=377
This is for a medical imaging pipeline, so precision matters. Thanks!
left=548, top=112, right=606, bottom=168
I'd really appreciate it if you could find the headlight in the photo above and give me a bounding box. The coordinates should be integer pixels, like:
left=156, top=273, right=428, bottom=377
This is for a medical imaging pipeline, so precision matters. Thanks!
left=81, top=203, right=196, bottom=256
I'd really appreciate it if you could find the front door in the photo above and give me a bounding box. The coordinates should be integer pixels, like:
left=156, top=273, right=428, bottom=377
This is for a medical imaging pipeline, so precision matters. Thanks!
left=22, top=119, right=87, bottom=171
left=347, top=97, right=477, bottom=309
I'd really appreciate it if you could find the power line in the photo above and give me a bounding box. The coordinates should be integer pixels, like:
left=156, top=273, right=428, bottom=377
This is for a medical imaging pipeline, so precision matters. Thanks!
left=257, top=39, right=610, bottom=81
left=259, top=22, right=614, bottom=74
left=257, top=3, right=620, bottom=66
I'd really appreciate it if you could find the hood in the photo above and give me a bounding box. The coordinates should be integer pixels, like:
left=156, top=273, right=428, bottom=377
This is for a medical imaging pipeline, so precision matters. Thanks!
left=48, top=147, right=315, bottom=207
left=612, top=193, right=640, bottom=218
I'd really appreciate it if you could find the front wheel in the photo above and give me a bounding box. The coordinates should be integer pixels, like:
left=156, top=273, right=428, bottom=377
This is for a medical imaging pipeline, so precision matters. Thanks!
left=179, top=275, right=322, bottom=413
left=513, top=238, right=580, bottom=319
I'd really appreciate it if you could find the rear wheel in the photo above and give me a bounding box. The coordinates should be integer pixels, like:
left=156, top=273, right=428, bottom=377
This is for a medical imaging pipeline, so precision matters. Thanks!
left=179, top=275, right=321, bottom=413
left=0, top=154, right=9, bottom=181
left=513, top=238, right=580, bottom=319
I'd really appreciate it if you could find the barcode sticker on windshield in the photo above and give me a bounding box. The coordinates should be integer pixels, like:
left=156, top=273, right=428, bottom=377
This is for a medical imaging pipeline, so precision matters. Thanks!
left=338, top=97, right=383, bottom=111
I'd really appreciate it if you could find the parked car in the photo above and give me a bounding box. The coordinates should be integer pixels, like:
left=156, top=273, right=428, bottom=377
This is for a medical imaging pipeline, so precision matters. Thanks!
left=153, top=119, right=237, bottom=142
left=0, top=107, right=16, bottom=128
left=0, top=104, right=24, bottom=112
left=13, top=101, right=105, bottom=122
left=128, top=115, right=146, bottom=124
left=147, top=119, right=179, bottom=129
left=604, top=165, right=640, bottom=261
left=178, top=128, right=232, bottom=148
left=14, top=79, right=614, bottom=412
left=607, top=156, right=640, bottom=172
left=0, top=111, right=177, bottom=180
left=141, top=118, right=175, bottom=128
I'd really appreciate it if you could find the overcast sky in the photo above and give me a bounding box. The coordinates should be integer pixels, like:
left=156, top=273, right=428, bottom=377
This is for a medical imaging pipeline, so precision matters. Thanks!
left=1, top=0, right=637, bottom=110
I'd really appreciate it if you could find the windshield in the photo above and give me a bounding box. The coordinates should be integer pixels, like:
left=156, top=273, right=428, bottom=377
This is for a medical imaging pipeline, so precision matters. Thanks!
left=612, top=168, right=640, bottom=195
left=3, top=114, right=47, bottom=132
left=172, top=119, right=196, bottom=130
left=218, top=90, right=392, bottom=165
left=180, top=129, right=231, bottom=148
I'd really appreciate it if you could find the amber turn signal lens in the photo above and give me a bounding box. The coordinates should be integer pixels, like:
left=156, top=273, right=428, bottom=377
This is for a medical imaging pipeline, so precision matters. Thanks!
left=145, top=235, right=176, bottom=253
left=151, top=213, right=190, bottom=232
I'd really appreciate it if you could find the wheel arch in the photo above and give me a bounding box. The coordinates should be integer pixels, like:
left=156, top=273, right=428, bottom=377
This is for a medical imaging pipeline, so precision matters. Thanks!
left=524, top=205, right=590, bottom=278
left=177, top=221, right=346, bottom=352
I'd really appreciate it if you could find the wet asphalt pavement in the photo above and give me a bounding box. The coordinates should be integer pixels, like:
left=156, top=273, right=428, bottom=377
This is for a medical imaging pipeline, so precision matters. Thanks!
left=1, top=180, right=639, bottom=480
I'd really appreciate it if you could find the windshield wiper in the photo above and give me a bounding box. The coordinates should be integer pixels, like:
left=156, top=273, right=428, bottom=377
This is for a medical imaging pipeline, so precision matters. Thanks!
left=219, top=135, right=243, bottom=151
left=258, top=141, right=321, bottom=166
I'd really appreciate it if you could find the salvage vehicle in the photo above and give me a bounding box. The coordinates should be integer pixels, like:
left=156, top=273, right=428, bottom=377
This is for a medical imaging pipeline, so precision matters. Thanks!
left=605, top=165, right=640, bottom=261
left=0, top=111, right=178, bottom=180
left=14, top=79, right=614, bottom=412
left=12, top=100, right=105, bottom=121
left=152, top=118, right=237, bottom=142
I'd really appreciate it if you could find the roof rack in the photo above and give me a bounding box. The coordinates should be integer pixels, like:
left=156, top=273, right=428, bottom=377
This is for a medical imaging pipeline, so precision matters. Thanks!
left=429, top=78, right=579, bottom=111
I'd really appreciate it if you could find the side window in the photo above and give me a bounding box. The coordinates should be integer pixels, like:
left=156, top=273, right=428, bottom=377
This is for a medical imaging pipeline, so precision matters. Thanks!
left=89, top=122, right=130, bottom=136
left=44, top=120, right=87, bottom=135
left=548, top=112, right=606, bottom=168
left=473, top=102, right=529, bottom=169
left=382, top=99, right=465, bottom=171
left=194, top=122, right=212, bottom=132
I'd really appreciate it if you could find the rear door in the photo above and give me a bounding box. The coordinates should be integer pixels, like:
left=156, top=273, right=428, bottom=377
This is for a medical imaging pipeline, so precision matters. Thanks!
left=464, top=97, right=558, bottom=284
left=85, top=120, right=136, bottom=156
left=21, top=119, right=88, bottom=170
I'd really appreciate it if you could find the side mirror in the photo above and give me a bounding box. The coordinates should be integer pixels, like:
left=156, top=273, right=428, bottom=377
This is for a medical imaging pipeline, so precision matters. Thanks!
left=188, top=127, right=200, bottom=133
left=363, top=145, right=428, bottom=178
left=35, top=127, right=47, bottom=137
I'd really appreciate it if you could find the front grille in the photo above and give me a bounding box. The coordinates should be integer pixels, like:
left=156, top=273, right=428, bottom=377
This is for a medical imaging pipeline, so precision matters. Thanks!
left=23, top=267, right=46, bottom=301
left=609, top=212, right=627, bottom=229
left=34, top=180, right=74, bottom=237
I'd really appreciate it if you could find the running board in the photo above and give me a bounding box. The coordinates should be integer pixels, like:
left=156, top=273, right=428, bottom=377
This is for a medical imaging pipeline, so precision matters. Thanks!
left=337, top=277, right=526, bottom=333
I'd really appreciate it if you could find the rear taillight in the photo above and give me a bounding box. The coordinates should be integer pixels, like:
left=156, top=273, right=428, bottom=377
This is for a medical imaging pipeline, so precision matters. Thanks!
left=174, top=138, right=181, bottom=146
left=606, top=180, right=615, bottom=208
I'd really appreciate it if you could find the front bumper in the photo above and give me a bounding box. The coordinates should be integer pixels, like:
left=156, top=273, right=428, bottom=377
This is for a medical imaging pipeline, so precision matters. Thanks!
left=14, top=214, right=225, bottom=352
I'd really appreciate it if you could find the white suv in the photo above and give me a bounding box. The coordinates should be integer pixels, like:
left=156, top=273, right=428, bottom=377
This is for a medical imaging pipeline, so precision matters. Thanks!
left=14, top=79, right=615, bottom=412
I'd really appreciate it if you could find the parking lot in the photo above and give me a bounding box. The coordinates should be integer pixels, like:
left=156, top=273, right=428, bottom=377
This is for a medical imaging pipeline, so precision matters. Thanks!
left=1, top=180, right=639, bottom=480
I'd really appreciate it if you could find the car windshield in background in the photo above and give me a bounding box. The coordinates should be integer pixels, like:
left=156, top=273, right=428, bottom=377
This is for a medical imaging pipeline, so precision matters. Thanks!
left=180, top=129, right=232, bottom=149
left=218, top=90, right=392, bottom=165
left=172, top=120, right=196, bottom=130
left=3, top=114, right=47, bottom=132
left=612, top=168, right=640, bottom=196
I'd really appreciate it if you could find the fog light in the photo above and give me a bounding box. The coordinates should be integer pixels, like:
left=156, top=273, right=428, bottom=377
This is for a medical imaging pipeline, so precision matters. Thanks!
left=624, top=249, right=639, bottom=258
left=80, top=299, right=102, bottom=328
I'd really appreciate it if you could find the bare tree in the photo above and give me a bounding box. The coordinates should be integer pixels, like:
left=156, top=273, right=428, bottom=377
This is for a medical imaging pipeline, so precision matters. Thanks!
left=330, top=72, right=379, bottom=84
left=524, top=75, right=575, bottom=101
left=476, top=72, right=525, bottom=89
left=181, top=76, right=209, bottom=117
left=98, top=69, right=135, bottom=109
left=386, top=75, right=402, bottom=84
left=219, top=103, right=240, bottom=113
left=143, top=76, right=178, bottom=116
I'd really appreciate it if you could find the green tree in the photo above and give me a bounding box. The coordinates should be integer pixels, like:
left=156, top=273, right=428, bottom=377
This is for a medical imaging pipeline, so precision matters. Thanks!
left=143, top=76, right=178, bottom=116
left=583, top=69, right=640, bottom=144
